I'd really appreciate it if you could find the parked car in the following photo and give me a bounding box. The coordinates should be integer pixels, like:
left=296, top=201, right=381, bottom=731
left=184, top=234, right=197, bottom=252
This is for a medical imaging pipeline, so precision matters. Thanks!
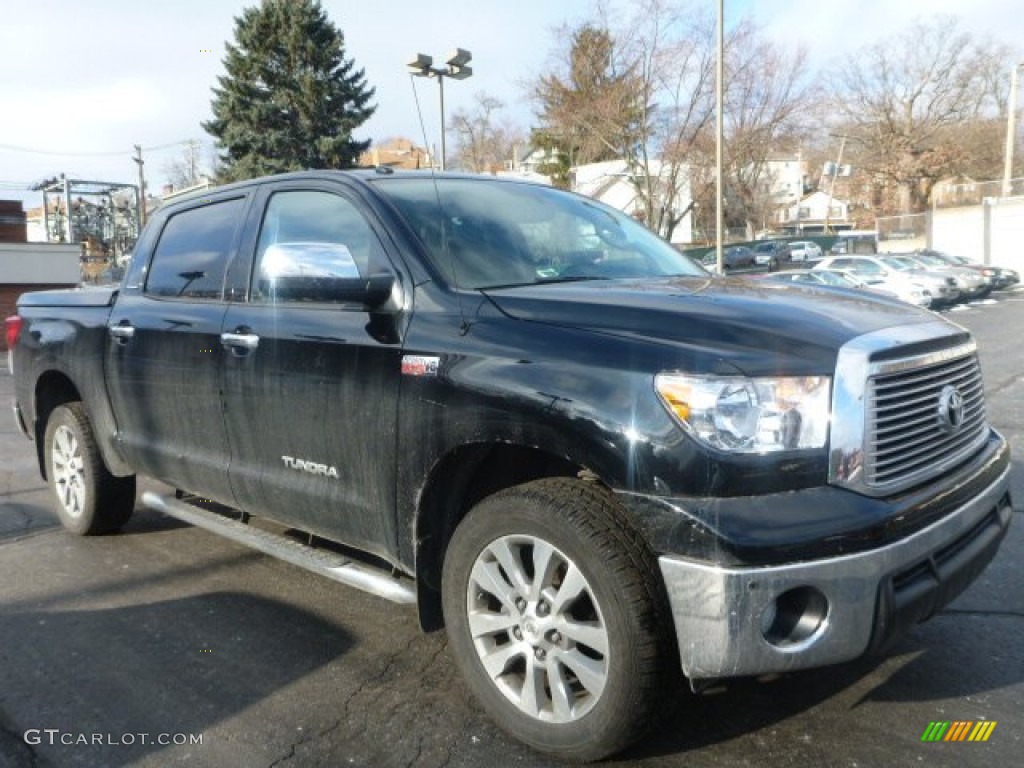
left=765, top=268, right=931, bottom=308
left=877, top=255, right=972, bottom=303
left=815, top=255, right=960, bottom=306
left=788, top=240, right=823, bottom=262
left=722, top=245, right=757, bottom=270
left=699, top=246, right=758, bottom=273
left=915, top=249, right=1020, bottom=291
left=900, top=252, right=989, bottom=299
left=752, top=240, right=791, bottom=268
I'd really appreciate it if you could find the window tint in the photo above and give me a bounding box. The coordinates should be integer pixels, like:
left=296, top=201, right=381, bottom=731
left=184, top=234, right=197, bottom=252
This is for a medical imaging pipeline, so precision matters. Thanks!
left=145, top=198, right=244, bottom=299
left=252, top=190, right=384, bottom=303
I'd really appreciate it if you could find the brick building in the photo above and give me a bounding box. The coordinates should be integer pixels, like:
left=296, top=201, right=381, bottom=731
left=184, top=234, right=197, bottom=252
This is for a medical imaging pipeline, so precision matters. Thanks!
left=0, top=200, right=28, bottom=243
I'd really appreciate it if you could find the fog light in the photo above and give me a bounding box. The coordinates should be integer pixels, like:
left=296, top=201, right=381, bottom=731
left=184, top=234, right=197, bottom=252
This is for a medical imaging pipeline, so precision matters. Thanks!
left=761, top=586, right=829, bottom=649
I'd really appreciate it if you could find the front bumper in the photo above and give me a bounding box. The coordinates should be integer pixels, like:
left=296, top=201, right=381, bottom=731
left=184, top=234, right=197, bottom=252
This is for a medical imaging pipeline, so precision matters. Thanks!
left=657, top=465, right=1012, bottom=679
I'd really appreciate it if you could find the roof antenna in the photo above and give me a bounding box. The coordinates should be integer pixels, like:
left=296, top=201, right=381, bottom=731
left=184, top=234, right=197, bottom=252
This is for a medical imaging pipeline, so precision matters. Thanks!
left=408, top=69, right=468, bottom=334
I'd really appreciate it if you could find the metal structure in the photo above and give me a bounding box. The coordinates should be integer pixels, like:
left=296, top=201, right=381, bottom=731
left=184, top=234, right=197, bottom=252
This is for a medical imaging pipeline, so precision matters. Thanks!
left=33, top=176, right=141, bottom=264
left=407, top=48, right=473, bottom=170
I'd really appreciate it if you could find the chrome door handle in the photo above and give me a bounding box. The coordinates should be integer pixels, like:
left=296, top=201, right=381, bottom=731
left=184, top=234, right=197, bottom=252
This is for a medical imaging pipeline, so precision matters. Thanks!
left=108, top=324, right=135, bottom=340
left=220, top=332, right=260, bottom=351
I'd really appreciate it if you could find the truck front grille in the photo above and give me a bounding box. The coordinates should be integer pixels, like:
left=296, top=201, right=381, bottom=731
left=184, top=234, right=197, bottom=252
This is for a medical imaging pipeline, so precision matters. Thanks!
left=829, top=323, right=993, bottom=497
left=864, top=345, right=987, bottom=492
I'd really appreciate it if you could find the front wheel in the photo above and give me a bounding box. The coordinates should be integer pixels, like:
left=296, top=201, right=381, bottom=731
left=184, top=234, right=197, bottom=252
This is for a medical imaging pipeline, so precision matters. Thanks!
left=442, top=478, right=673, bottom=761
left=44, top=403, right=136, bottom=535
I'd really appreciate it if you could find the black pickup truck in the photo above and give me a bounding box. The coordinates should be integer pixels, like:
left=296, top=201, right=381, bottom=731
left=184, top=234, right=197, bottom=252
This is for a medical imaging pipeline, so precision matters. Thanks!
left=7, top=170, right=1013, bottom=761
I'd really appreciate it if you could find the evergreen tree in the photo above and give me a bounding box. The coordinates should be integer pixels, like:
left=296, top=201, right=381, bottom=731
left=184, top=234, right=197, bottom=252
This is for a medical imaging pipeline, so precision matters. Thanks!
left=204, top=0, right=375, bottom=181
left=531, top=24, right=645, bottom=188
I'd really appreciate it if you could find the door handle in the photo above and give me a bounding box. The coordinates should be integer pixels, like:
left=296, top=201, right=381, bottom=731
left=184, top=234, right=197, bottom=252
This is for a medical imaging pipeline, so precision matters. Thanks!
left=108, top=323, right=135, bottom=342
left=220, top=331, right=260, bottom=351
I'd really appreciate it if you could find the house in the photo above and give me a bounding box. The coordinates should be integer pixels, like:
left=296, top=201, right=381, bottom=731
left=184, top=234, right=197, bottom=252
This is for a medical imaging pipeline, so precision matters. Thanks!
left=778, top=190, right=851, bottom=234
left=760, top=155, right=809, bottom=209
left=571, top=160, right=693, bottom=246
left=495, top=146, right=556, bottom=185
left=359, top=137, right=431, bottom=170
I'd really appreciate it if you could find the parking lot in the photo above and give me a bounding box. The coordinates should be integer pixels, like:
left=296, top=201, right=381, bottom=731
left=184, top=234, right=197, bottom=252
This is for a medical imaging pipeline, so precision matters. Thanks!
left=1, top=288, right=1022, bottom=768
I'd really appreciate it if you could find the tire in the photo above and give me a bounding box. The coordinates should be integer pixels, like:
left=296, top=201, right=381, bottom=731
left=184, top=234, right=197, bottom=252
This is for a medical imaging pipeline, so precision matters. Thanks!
left=43, top=402, right=136, bottom=535
left=442, top=478, right=673, bottom=762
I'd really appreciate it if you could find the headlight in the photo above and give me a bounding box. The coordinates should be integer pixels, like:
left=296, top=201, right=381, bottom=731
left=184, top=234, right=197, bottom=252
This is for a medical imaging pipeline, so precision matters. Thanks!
left=655, top=374, right=831, bottom=453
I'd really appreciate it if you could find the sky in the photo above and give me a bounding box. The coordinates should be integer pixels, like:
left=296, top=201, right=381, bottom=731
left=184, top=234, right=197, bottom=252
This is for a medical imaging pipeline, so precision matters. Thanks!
left=1, top=0, right=1022, bottom=208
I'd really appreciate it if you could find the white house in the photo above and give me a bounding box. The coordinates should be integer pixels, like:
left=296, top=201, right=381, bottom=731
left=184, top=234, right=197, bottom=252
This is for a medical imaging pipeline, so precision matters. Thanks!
left=760, top=155, right=809, bottom=209
left=571, top=160, right=693, bottom=246
left=778, top=190, right=851, bottom=233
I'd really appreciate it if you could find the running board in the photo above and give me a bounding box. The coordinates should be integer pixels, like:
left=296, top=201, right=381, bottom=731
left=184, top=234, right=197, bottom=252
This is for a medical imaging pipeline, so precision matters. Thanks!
left=141, top=491, right=416, bottom=604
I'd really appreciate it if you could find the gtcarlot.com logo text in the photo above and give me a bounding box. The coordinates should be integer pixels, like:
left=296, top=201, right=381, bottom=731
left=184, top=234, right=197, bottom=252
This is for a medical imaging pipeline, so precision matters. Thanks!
left=24, top=729, right=203, bottom=747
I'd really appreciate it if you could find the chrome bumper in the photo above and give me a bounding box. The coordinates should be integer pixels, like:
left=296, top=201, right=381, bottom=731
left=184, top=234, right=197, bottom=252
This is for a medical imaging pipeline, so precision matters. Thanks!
left=658, top=466, right=1012, bottom=679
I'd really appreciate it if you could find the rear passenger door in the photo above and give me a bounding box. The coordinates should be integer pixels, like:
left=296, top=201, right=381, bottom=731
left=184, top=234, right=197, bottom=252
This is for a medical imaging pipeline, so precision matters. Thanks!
left=106, top=194, right=249, bottom=503
left=220, top=182, right=406, bottom=559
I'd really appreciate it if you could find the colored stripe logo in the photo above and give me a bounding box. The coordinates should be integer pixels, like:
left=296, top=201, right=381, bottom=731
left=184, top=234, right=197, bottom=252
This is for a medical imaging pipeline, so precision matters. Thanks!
left=921, top=721, right=997, bottom=742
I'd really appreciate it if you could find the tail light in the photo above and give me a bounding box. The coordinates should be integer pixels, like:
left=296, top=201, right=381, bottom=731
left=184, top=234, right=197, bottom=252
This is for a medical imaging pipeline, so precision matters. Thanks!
left=5, top=315, right=22, bottom=351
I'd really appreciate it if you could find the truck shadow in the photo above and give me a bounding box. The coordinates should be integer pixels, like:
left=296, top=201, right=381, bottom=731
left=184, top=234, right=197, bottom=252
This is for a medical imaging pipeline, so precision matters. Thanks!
left=0, top=591, right=352, bottom=768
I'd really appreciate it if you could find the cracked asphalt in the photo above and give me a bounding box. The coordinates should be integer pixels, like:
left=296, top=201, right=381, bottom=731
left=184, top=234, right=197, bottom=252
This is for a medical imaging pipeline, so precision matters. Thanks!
left=1, top=289, right=1022, bottom=768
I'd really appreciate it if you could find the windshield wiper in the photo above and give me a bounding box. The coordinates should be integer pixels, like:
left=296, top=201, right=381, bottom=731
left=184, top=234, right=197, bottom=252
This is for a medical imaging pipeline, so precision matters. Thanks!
left=480, top=275, right=611, bottom=290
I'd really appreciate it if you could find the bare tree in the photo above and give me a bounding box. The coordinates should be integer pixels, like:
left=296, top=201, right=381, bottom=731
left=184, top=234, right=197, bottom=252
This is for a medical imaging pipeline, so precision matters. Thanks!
left=531, top=1, right=813, bottom=241
left=532, top=22, right=645, bottom=181
left=722, top=21, right=818, bottom=232
left=162, top=140, right=208, bottom=190
left=829, top=16, right=1007, bottom=213
left=448, top=92, right=525, bottom=173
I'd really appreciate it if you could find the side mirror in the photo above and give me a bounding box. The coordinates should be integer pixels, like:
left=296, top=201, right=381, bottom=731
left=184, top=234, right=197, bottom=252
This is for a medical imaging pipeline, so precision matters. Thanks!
left=257, top=242, right=396, bottom=308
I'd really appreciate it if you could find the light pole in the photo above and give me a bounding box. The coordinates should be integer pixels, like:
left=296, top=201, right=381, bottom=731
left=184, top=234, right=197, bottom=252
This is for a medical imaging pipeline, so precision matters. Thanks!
left=715, top=0, right=724, bottom=273
left=408, top=49, right=473, bottom=171
left=1003, top=61, right=1024, bottom=197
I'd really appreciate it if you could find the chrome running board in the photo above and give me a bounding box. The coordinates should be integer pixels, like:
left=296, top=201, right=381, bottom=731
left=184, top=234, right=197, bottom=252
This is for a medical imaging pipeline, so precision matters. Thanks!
left=142, top=491, right=416, bottom=604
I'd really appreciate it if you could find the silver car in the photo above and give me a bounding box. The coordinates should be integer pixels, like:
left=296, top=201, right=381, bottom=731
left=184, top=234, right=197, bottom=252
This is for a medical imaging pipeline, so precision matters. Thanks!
left=903, top=252, right=989, bottom=298
left=814, top=255, right=960, bottom=306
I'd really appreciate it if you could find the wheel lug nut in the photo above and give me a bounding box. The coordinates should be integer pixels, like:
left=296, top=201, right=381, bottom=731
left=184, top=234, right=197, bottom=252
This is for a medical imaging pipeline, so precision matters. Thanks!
left=534, top=647, right=546, bottom=661
left=549, top=631, right=561, bottom=644
left=536, top=601, right=549, bottom=617
left=512, top=626, right=523, bottom=641
left=515, top=598, right=527, bottom=612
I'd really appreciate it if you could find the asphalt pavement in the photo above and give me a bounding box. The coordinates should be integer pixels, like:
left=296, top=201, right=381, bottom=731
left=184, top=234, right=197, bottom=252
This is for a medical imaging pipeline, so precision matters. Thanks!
left=1, top=290, right=1022, bottom=768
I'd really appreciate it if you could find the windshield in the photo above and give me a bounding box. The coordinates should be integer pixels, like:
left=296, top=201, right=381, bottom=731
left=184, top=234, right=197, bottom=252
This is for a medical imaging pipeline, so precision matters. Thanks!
left=912, top=254, right=946, bottom=267
left=816, top=271, right=858, bottom=287
left=881, top=257, right=920, bottom=271
left=372, top=177, right=705, bottom=290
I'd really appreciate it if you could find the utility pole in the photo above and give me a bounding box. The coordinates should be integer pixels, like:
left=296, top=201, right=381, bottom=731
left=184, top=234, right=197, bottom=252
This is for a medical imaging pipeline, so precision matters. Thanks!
left=187, top=139, right=200, bottom=185
left=133, top=144, right=146, bottom=229
left=824, top=135, right=847, bottom=235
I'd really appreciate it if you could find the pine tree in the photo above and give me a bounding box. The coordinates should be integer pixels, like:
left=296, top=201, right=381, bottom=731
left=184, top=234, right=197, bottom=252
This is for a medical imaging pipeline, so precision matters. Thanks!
left=531, top=24, right=646, bottom=187
left=203, top=0, right=376, bottom=181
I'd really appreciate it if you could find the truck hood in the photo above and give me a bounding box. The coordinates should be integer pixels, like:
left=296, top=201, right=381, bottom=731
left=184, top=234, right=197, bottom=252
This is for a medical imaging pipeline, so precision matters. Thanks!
left=482, top=276, right=940, bottom=375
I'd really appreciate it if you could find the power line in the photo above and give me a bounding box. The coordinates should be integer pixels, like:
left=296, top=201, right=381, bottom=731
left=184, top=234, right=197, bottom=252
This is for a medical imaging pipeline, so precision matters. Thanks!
left=0, top=139, right=207, bottom=157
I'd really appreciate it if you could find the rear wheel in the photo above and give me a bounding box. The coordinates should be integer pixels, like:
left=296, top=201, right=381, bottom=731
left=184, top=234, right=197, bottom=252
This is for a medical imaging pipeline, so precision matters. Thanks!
left=44, top=403, right=136, bottom=535
left=442, top=478, right=673, bottom=761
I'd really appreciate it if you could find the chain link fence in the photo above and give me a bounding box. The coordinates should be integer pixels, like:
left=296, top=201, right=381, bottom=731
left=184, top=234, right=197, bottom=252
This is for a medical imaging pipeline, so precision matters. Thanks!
left=933, top=178, right=1024, bottom=209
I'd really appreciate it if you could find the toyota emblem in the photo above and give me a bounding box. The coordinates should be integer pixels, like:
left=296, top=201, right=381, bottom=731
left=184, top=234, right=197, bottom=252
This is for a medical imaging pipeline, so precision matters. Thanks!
left=937, top=385, right=965, bottom=434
